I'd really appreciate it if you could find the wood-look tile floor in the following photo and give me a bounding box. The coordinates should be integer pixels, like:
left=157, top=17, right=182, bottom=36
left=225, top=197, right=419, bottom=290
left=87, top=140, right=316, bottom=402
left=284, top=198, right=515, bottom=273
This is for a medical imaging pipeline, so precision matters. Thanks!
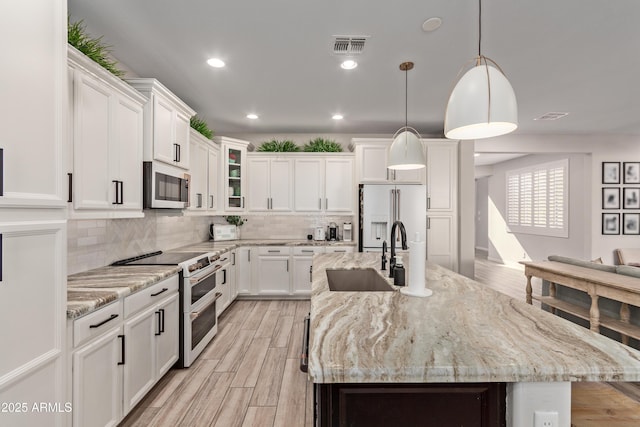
left=120, top=256, right=640, bottom=427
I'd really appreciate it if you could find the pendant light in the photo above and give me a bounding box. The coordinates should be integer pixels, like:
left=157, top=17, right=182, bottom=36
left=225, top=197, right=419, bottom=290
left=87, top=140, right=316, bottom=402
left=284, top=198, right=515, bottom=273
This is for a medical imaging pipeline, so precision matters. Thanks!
left=388, top=61, right=426, bottom=170
left=444, top=0, right=517, bottom=140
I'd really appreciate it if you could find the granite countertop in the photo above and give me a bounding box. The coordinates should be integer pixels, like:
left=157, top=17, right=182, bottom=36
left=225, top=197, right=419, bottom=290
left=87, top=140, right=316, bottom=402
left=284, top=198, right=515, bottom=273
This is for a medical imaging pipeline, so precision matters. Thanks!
left=308, top=252, right=640, bottom=384
left=67, top=239, right=355, bottom=320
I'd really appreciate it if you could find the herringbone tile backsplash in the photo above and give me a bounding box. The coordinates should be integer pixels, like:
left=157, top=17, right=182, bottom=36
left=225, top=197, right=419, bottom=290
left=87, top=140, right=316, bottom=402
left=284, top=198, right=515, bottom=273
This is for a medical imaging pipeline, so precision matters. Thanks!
left=68, top=212, right=354, bottom=274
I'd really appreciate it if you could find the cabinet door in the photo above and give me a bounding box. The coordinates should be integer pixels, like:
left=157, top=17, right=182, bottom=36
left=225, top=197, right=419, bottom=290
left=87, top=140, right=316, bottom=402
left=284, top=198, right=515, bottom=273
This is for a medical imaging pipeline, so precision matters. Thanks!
left=270, top=159, right=293, bottom=211
left=229, top=251, right=238, bottom=300
left=207, top=148, right=218, bottom=211
left=155, top=293, right=179, bottom=378
left=73, top=72, right=112, bottom=210
left=152, top=95, right=175, bottom=165
left=294, top=158, right=323, bottom=211
left=72, top=327, right=123, bottom=427
left=292, top=256, right=313, bottom=295
left=174, top=113, right=190, bottom=169
left=394, top=167, right=425, bottom=184
left=224, top=145, right=246, bottom=211
left=325, top=158, right=353, bottom=212
left=426, top=142, right=457, bottom=212
left=114, top=94, right=143, bottom=211
left=122, top=306, right=156, bottom=414
left=256, top=256, right=291, bottom=295
left=236, top=248, right=253, bottom=295
left=427, top=215, right=456, bottom=271
left=359, top=145, right=389, bottom=183
left=189, top=139, right=208, bottom=210
left=248, top=157, right=270, bottom=211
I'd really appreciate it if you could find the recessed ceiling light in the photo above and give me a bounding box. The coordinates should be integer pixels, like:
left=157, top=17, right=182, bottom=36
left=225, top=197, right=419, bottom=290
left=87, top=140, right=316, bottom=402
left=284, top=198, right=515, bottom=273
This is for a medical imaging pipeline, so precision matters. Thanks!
left=246, top=113, right=258, bottom=120
left=422, top=17, right=442, bottom=32
left=534, top=112, right=569, bottom=121
left=207, top=58, right=225, bottom=68
left=474, top=153, right=480, bottom=157
left=332, top=114, right=344, bottom=120
left=340, top=60, right=358, bottom=70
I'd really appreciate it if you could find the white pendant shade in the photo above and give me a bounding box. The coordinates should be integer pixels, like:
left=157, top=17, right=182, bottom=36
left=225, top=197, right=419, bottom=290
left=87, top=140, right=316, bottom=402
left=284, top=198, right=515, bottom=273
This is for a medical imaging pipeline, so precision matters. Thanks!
left=388, top=129, right=425, bottom=170
left=444, top=63, right=518, bottom=140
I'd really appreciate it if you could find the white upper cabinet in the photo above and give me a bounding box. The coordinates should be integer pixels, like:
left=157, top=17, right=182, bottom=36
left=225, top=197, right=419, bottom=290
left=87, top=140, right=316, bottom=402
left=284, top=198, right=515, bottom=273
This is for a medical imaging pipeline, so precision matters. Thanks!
left=207, top=148, right=219, bottom=211
left=247, top=156, right=293, bottom=212
left=215, top=136, right=250, bottom=212
left=187, top=129, right=219, bottom=213
left=425, top=140, right=458, bottom=212
left=293, top=155, right=354, bottom=213
left=352, top=139, right=425, bottom=184
left=68, top=46, right=146, bottom=218
left=126, top=78, right=195, bottom=170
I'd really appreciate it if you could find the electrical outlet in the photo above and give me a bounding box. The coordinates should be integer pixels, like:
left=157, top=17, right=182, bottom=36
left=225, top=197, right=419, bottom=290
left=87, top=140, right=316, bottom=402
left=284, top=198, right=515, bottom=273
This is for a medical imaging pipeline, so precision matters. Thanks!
left=534, top=411, right=559, bottom=427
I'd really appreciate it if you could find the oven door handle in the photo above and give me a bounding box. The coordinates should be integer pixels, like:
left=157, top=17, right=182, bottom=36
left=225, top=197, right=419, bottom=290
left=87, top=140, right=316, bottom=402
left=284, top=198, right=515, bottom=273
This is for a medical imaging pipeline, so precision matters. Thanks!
left=190, top=292, right=222, bottom=321
left=189, top=267, right=220, bottom=286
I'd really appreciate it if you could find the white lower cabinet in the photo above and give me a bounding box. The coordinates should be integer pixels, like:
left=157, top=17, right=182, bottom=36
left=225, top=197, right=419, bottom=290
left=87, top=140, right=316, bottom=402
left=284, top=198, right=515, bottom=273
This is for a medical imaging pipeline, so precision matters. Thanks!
left=427, top=215, right=457, bottom=271
left=236, top=247, right=254, bottom=295
left=292, top=246, right=325, bottom=295
left=324, top=246, right=355, bottom=254
left=69, top=275, right=179, bottom=427
left=229, top=250, right=238, bottom=300
left=256, top=247, right=292, bottom=295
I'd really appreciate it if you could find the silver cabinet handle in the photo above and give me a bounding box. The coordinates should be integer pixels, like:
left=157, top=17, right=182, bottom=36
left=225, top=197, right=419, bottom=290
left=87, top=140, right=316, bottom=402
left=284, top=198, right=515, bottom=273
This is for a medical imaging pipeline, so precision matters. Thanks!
left=427, top=217, right=431, bottom=229
left=301, top=249, right=314, bottom=253
left=427, top=197, right=431, bottom=210
left=397, top=189, right=401, bottom=220
left=210, top=195, right=214, bottom=208
left=319, top=198, right=321, bottom=210
left=286, top=259, right=289, bottom=272
left=325, top=198, right=328, bottom=210
left=268, top=249, right=280, bottom=253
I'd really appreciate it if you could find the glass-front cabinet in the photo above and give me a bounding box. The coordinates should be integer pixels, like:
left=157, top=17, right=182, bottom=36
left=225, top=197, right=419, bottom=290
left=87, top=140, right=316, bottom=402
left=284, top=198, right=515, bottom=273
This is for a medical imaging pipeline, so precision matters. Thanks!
left=215, top=137, right=250, bottom=212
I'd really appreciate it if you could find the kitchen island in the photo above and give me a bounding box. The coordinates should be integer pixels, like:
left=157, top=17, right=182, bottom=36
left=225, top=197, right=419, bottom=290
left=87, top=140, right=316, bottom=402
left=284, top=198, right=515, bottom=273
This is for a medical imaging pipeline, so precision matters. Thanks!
left=309, top=253, right=640, bottom=426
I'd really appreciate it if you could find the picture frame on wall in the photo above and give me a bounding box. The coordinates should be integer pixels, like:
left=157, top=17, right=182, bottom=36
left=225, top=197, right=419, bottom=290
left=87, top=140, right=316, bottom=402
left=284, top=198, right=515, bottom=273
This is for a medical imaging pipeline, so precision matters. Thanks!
left=623, top=162, right=640, bottom=184
left=623, top=213, right=640, bottom=235
left=602, top=162, right=621, bottom=184
left=602, top=187, right=620, bottom=209
left=623, top=188, right=640, bottom=209
left=603, top=213, right=620, bottom=235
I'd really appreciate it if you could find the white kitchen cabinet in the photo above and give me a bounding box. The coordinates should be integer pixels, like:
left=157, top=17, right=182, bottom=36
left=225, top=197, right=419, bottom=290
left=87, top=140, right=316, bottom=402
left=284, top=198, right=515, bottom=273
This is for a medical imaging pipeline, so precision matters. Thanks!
left=236, top=247, right=254, bottom=295
left=352, top=139, right=425, bottom=184
left=188, top=130, right=219, bottom=213
left=293, top=155, right=354, bottom=213
left=122, top=304, right=156, bottom=413
left=426, top=140, right=457, bottom=212
left=215, top=137, right=250, bottom=212
left=229, top=250, right=238, bottom=300
left=427, top=215, right=457, bottom=273
left=127, top=79, right=195, bottom=170
left=247, top=156, right=293, bottom=212
left=256, top=247, right=292, bottom=295
left=324, top=246, right=355, bottom=254
left=207, top=148, right=219, bottom=211
left=215, top=253, right=233, bottom=316
left=153, top=293, right=179, bottom=380
left=292, top=246, right=325, bottom=295
left=68, top=46, right=145, bottom=218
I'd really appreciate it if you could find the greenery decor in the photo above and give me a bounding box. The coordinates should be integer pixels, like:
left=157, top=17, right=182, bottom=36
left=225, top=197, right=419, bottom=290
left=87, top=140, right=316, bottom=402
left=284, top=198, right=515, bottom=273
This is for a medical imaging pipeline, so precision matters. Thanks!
left=68, top=19, right=125, bottom=78
left=224, top=215, right=247, bottom=227
left=303, top=137, right=343, bottom=152
left=257, top=139, right=300, bottom=152
left=190, top=116, right=214, bottom=139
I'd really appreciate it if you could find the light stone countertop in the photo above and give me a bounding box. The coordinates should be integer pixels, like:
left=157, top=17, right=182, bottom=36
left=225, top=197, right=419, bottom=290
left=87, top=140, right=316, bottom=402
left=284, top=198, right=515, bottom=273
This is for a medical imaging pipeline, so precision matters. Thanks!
left=67, top=239, right=355, bottom=320
left=308, top=252, right=640, bottom=384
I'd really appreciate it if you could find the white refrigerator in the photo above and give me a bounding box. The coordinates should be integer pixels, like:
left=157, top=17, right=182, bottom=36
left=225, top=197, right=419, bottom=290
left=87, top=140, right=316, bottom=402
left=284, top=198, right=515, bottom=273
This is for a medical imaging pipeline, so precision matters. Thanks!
left=358, top=184, right=427, bottom=252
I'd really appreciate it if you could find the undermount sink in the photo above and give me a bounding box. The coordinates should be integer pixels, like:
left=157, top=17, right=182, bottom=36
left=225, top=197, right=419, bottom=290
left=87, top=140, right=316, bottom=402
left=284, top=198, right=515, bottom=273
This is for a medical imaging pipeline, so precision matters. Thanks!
left=326, top=268, right=394, bottom=291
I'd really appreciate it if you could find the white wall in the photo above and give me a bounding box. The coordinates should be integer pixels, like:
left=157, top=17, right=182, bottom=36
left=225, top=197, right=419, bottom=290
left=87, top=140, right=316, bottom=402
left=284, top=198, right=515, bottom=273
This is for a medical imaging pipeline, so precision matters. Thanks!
left=477, top=133, right=640, bottom=265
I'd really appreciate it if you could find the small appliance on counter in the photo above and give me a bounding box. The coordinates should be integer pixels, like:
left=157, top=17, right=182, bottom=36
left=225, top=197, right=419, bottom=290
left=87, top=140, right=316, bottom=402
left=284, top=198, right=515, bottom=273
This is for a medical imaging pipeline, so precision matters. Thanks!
left=210, top=224, right=238, bottom=241
left=314, top=226, right=326, bottom=241
left=343, top=222, right=352, bottom=242
left=328, top=222, right=339, bottom=241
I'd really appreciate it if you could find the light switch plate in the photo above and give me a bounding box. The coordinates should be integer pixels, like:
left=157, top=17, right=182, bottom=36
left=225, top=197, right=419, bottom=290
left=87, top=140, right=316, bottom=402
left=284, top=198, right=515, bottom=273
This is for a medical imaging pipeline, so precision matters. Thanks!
left=534, top=411, right=559, bottom=427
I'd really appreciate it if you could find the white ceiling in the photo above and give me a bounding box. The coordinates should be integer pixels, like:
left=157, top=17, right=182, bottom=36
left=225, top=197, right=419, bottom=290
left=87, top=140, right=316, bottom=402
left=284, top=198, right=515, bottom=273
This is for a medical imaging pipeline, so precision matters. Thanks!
left=67, top=0, right=640, bottom=138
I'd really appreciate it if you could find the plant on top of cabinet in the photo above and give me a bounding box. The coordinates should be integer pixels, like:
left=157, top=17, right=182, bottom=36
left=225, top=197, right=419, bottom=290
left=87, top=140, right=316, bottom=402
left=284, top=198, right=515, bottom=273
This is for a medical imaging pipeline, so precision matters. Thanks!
left=304, top=137, right=343, bottom=152
left=190, top=115, right=213, bottom=139
left=257, top=139, right=301, bottom=152
left=68, top=18, right=124, bottom=77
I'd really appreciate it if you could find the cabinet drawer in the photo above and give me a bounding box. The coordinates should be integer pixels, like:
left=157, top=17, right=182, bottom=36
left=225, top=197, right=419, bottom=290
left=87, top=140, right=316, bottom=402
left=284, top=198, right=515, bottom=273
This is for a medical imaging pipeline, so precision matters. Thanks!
left=124, top=275, right=179, bottom=318
left=292, top=246, right=325, bottom=256
left=325, top=246, right=354, bottom=254
left=73, top=301, right=123, bottom=348
left=258, top=246, right=291, bottom=255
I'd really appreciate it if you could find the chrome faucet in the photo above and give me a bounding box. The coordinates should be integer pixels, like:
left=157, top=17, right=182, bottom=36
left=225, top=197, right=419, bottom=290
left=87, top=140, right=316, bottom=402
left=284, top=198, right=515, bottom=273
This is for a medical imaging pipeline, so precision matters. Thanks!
left=389, top=221, right=407, bottom=278
left=381, top=240, right=388, bottom=270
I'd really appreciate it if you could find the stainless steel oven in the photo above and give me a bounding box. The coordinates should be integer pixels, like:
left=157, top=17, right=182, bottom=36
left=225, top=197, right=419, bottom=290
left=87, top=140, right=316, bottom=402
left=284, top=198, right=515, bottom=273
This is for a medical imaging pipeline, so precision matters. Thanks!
left=113, top=250, right=220, bottom=368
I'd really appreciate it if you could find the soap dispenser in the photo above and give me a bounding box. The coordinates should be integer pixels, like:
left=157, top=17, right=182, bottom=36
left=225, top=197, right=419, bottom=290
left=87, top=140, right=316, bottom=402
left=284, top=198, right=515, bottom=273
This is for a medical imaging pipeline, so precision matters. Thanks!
left=393, top=255, right=406, bottom=286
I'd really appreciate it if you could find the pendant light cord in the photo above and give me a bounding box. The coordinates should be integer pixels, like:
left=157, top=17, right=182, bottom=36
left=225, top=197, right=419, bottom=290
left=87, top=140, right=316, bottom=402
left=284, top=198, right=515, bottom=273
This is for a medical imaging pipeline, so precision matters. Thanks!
left=404, top=67, right=408, bottom=129
left=478, top=0, right=482, bottom=57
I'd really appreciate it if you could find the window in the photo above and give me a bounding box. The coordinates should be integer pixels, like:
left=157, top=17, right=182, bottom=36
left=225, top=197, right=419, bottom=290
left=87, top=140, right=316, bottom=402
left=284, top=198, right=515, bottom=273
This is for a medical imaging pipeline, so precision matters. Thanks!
left=506, top=159, right=569, bottom=237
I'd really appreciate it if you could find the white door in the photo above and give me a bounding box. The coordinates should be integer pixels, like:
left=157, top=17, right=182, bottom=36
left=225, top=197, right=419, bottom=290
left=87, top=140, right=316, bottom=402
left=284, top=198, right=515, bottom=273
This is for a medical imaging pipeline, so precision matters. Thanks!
left=269, top=158, right=293, bottom=211
left=155, top=293, right=179, bottom=378
left=325, top=158, right=353, bottom=212
left=122, top=306, right=156, bottom=414
left=236, top=247, right=253, bottom=295
left=359, top=145, right=389, bottom=183
left=248, top=157, right=269, bottom=211
left=292, top=256, right=313, bottom=295
left=152, top=95, right=175, bottom=165
left=114, top=94, right=143, bottom=211
left=426, top=142, right=457, bottom=212
left=207, top=148, right=218, bottom=211
left=72, top=327, right=123, bottom=427
left=427, top=215, right=456, bottom=270
left=294, top=158, right=323, bottom=211
left=73, top=72, right=112, bottom=210
left=256, top=256, right=291, bottom=295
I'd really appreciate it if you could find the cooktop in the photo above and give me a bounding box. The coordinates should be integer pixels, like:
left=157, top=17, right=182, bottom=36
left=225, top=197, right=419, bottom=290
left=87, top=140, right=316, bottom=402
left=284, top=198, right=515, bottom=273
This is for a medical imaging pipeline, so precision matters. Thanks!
left=112, top=251, right=208, bottom=266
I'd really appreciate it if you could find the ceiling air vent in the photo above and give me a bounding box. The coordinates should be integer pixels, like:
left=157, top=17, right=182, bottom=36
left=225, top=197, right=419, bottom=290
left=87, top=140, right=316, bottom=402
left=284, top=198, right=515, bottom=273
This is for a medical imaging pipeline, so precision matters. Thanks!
left=332, top=36, right=369, bottom=55
left=534, top=112, right=569, bottom=121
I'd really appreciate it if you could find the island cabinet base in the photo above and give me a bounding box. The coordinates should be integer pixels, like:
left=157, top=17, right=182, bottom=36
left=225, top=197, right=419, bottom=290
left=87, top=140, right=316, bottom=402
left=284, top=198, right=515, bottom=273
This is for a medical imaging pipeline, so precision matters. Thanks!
left=315, top=382, right=506, bottom=427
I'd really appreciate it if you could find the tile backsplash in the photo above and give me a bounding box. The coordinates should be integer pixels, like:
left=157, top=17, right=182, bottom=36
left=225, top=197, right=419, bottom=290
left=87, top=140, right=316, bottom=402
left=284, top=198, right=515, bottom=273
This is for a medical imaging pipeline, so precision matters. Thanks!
left=68, top=212, right=355, bottom=274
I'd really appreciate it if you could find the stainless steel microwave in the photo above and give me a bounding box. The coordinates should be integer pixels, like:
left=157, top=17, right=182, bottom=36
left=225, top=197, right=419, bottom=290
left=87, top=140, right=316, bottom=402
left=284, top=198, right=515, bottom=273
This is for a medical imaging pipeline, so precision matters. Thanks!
left=143, top=161, right=189, bottom=209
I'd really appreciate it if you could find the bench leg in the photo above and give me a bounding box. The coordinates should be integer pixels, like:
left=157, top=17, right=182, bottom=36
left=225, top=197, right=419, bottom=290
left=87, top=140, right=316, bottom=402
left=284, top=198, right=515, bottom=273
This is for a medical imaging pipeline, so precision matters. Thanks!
left=589, top=293, right=600, bottom=333
left=620, top=303, right=630, bottom=345
left=526, top=275, right=533, bottom=304
left=549, top=282, right=557, bottom=315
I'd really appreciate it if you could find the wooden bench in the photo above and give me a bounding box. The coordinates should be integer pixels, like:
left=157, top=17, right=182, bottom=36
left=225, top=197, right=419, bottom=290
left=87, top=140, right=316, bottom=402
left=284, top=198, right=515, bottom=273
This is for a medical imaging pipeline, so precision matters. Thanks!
left=522, top=261, right=640, bottom=345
